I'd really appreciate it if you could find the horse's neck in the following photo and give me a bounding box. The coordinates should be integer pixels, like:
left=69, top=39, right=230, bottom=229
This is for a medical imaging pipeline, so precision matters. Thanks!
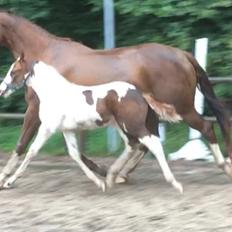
left=0, top=13, right=51, bottom=58
left=0, top=13, right=91, bottom=59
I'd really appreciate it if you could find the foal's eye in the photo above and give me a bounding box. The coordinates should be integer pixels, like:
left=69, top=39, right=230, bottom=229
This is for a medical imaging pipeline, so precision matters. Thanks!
left=10, top=72, right=16, bottom=78
left=10, top=72, right=14, bottom=77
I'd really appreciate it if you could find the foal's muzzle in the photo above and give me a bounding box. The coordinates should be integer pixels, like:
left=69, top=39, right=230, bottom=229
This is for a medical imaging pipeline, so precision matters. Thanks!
left=0, top=81, right=17, bottom=97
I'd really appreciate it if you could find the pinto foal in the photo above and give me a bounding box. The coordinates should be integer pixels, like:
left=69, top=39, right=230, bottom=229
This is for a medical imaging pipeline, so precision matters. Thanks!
left=0, top=57, right=183, bottom=193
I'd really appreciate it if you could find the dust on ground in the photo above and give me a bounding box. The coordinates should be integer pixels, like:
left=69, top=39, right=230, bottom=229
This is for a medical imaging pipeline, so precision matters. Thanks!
left=0, top=153, right=232, bottom=232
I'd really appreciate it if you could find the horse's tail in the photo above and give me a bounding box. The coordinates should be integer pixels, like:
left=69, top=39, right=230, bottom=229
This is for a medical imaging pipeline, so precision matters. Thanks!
left=185, top=52, right=231, bottom=139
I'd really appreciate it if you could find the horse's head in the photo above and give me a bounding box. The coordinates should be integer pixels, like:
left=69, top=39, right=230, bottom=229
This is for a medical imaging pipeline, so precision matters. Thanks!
left=0, top=54, right=28, bottom=97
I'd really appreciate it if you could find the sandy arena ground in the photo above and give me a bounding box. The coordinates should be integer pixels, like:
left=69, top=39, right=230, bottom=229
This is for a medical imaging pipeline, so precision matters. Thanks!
left=0, top=153, right=232, bottom=232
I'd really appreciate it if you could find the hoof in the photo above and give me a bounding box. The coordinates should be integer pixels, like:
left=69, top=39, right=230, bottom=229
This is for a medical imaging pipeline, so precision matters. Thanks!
left=106, top=175, right=115, bottom=189
left=97, top=180, right=106, bottom=192
left=115, top=175, right=128, bottom=184
left=223, top=162, right=232, bottom=178
left=173, top=181, right=184, bottom=194
left=2, top=177, right=14, bottom=189
left=100, top=181, right=106, bottom=192
left=0, top=180, right=4, bottom=189
left=226, top=157, right=231, bottom=164
left=2, top=181, right=12, bottom=189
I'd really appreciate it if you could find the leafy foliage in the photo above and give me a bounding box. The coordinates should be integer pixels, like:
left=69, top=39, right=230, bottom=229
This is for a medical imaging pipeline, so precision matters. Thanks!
left=0, top=0, right=232, bottom=113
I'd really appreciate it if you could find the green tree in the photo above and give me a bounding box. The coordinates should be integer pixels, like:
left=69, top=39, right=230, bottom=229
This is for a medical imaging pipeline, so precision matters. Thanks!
left=0, top=0, right=232, bottom=113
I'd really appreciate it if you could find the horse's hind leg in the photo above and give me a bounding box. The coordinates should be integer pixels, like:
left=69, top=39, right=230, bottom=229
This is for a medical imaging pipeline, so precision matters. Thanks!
left=63, top=131, right=106, bottom=192
left=182, top=109, right=232, bottom=177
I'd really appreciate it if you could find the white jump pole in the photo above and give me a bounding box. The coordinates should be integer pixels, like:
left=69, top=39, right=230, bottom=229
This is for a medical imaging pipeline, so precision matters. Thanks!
left=169, top=38, right=211, bottom=160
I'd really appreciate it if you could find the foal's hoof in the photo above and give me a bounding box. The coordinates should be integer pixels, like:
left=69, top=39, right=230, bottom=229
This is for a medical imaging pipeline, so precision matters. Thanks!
left=106, top=176, right=115, bottom=189
left=226, top=157, right=231, bottom=164
left=2, top=181, right=13, bottom=189
left=2, top=177, right=14, bottom=189
left=173, top=181, right=184, bottom=194
left=98, top=180, right=106, bottom=192
left=0, top=180, right=5, bottom=189
left=115, top=175, right=128, bottom=184
left=223, top=162, right=232, bottom=178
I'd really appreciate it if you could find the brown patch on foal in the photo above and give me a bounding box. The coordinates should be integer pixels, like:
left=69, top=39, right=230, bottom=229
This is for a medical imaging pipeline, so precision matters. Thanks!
left=94, top=90, right=118, bottom=126
left=82, top=90, right=94, bottom=105
left=143, top=94, right=182, bottom=122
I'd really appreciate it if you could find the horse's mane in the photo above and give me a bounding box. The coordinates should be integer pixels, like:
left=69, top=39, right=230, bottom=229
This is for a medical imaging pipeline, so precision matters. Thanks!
left=0, top=9, right=83, bottom=45
left=0, top=9, right=62, bottom=40
left=0, top=9, right=12, bottom=14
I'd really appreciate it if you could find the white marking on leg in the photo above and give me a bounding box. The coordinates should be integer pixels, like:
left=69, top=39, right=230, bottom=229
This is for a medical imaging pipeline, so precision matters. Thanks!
left=0, top=151, right=19, bottom=185
left=209, top=143, right=225, bottom=165
left=63, top=131, right=105, bottom=192
left=209, top=143, right=232, bottom=177
left=139, top=135, right=183, bottom=193
left=3, top=126, right=53, bottom=188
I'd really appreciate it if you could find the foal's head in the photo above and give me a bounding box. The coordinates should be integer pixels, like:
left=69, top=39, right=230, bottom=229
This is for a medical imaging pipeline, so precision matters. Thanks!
left=0, top=54, right=30, bottom=97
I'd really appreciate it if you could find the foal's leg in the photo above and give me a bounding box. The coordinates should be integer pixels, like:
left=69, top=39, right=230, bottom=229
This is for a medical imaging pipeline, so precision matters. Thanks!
left=182, top=109, right=232, bottom=177
left=63, top=131, right=106, bottom=192
left=106, top=127, right=139, bottom=188
left=116, top=108, right=158, bottom=183
left=0, top=100, right=40, bottom=187
left=0, top=90, right=106, bottom=186
left=139, top=134, right=183, bottom=193
left=3, top=125, right=53, bottom=189
left=115, top=149, right=146, bottom=183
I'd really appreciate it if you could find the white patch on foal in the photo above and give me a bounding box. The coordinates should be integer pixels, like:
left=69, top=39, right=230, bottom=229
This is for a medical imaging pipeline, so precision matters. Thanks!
left=92, top=81, right=135, bottom=103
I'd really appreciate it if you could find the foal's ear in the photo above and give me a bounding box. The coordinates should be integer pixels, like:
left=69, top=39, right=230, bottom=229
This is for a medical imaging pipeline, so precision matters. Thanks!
left=19, top=52, right=25, bottom=63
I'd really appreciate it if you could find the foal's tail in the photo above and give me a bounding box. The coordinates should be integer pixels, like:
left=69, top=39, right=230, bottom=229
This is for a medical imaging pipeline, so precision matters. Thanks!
left=185, top=52, right=231, bottom=140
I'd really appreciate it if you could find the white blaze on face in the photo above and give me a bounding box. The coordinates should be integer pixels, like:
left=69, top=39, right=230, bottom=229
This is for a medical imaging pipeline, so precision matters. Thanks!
left=0, top=57, right=20, bottom=97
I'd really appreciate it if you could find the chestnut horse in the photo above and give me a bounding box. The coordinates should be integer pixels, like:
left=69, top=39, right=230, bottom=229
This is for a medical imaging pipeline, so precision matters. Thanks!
left=0, top=11, right=231, bottom=189
left=0, top=58, right=183, bottom=192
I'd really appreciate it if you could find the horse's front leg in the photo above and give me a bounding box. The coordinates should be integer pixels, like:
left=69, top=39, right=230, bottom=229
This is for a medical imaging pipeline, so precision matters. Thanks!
left=3, top=125, right=53, bottom=189
left=0, top=94, right=40, bottom=187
